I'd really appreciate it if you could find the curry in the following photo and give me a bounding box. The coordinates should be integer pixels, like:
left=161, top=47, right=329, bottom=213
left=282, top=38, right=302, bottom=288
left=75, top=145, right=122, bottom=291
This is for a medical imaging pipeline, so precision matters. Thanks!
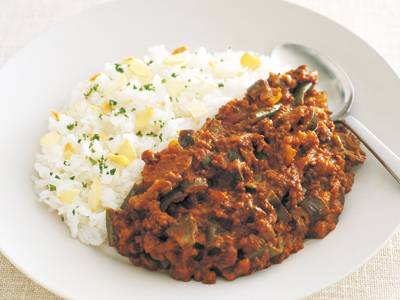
left=106, top=66, right=365, bottom=283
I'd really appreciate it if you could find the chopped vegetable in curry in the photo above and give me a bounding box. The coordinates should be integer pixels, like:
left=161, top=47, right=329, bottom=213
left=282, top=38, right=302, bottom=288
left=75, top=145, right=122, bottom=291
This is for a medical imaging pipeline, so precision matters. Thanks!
left=106, top=66, right=365, bottom=283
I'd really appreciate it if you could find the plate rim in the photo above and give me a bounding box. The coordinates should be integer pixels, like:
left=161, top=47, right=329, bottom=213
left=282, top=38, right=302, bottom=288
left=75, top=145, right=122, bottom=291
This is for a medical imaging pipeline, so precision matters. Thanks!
left=0, top=0, right=399, bottom=299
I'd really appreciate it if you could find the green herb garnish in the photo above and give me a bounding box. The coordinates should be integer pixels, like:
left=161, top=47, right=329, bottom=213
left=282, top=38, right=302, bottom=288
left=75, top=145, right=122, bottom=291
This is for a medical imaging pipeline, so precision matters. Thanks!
left=66, top=121, right=78, bottom=131
left=140, top=83, right=156, bottom=92
left=89, top=157, right=97, bottom=165
left=84, top=83, right=99, bottom=98
left=114, top=63, right=124, bottom=73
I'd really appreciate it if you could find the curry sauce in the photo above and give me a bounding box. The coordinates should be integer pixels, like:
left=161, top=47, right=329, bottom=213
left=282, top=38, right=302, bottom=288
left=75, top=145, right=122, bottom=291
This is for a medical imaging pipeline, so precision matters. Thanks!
left=106, top=66, right=365, bottom=283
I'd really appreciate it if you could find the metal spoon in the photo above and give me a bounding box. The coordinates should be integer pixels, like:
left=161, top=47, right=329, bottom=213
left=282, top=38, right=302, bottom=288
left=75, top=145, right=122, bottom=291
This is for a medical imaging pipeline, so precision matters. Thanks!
left=271, top=43, right=400, bottom=184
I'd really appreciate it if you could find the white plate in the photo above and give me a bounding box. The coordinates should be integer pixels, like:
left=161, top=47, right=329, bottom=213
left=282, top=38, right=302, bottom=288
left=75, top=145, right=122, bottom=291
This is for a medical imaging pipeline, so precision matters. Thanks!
left=0, top=0, right=399, bottom=299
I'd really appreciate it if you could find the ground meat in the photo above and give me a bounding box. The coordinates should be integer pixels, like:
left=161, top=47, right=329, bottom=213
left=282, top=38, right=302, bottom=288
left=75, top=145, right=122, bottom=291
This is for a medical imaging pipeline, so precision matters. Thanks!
left=106, top=65, right=366, bottom=283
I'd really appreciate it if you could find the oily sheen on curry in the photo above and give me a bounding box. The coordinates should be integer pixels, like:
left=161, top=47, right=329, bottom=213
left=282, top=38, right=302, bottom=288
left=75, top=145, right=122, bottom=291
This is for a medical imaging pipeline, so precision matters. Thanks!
left=106, top=66, right=366, bottom=283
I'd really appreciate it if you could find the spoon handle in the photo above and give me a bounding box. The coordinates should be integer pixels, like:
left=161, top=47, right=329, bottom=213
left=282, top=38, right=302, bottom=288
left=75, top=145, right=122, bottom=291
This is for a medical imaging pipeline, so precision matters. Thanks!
left=341, top=115, right=400, bottom=184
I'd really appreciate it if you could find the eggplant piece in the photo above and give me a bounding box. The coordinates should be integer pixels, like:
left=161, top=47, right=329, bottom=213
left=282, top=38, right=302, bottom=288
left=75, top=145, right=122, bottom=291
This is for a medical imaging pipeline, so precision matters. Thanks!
left=246, top=79, right=269, bottom=100
left=206, top=219, right=226, bottom=243
left=268, top=237, right=284, bottom=258
left=160, top=189, right=187, bottom=211
left=201, top=155, right=212, bottom=168
left=244, top=182, right=257, bottom=193
left=254, top=104, right=282, bottom=121
left=166, top=214, right=198, bottom=247
left=227, top=149, right=242, bottom=161
left=266, top=190, right=281, bottom=206
left=300, top=196, right=329, bottom=223
left=181, top=177, right=208, bottom=193
left=178, top=129, right=195, bottom=148
left=249, top=245, right=267, bottom=259
left=121, top=183, right=147, bottom=209
left=307, top=110, right=318, bottom=131
left=106, top=209, right=117, bottom=246
left=293, top=82, right=313, bottom=106
left=276, top=204, right=291, bottom=223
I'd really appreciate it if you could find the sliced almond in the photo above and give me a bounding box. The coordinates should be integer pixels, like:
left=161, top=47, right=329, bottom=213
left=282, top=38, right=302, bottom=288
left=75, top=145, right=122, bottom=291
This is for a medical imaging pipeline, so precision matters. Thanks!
left=64, top=143, right=78, bottom=160
left=163, top=54, right=188, bottom=66
left=208, top=59, right=217, bottom=69
left=240, top=52, right=261, bottom=70
left=107, top=153, right=130, bottom=167
left=40, top=132, right=60, bottom=148
left=58, top=189, right=80, bottom=204
left=171, top=45, right=188, bottom=55
left=88, top=178, right=102, bottom=212
left=165, top=79, right=186, bottom=98
left=127, top=58, right=152, bottom=79
left=101, top=102, right=112, bottom=113
left=135, top=107, right=154, bottom=130
left=51, top=111, right=61, bottom=121
left=89, top=73, right=100, bottom=81
left=118, top=139, right=137, bottom=161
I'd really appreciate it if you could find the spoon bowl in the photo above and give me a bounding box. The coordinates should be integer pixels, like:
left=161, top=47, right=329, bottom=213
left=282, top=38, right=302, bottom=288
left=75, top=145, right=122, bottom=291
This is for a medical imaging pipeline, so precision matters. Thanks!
left=271, top=43, right=400, bottom=184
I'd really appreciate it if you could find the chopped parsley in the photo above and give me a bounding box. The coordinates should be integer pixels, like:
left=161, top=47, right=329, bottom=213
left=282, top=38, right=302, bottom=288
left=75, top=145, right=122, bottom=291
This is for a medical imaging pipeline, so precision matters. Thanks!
left=159, top=133, right=163, bottom=142
left=140, top=83, right=156, bottom=92
left=98, top=113, right=103, bottom=120
left=154, top=120, right=166, bottom=129
left=171, top=72, right=178, bottom=78
left=89, top=157, right=97, bottom=165
left=146, top=132, right=158, bottom=137
left=130, top=107, right=136, bottom=112
left=114, top=63, right=124, bottom=73
left=98, top=155, right=108, bottom=174
left=109, top=99, right=117, bottom=107
left=66, top=121, right=78, bottom=131
left=88, top=140, right=95, bottom=153
left=60, top=215, right=65, bottom=222
left=146, top=59, right=154, bottom=65
left=69, top=176, right=75, bottom=180
left=82, top=182, right=88, bottom=188
left=132, top=84, right=138, bottom=90
left=110, top=168, right=116, bottom=175
left=63, top=161, right=70, bottom=166
left=55, top=175, right=61, bottom=179
left=84, top=83, right=99, bottom=98
left=161, top=78, right=167, bottom=84
left=91, top=133, right=100, bottom=141
left=218, top=82, right=224, bottom=88
left=180, top=65, right=187, bottom=69
left=114, top=107, right=128, bottom=117
left=108, top=137, right=114, bottom=141
left=136, top=130, right=143, bottom=137
left=48, top=184, right=56, bottom=191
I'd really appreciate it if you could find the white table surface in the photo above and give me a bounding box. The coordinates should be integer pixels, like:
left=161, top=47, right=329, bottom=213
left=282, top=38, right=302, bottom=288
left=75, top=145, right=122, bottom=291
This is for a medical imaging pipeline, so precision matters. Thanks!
left=0, top=0, right=399, bottom=299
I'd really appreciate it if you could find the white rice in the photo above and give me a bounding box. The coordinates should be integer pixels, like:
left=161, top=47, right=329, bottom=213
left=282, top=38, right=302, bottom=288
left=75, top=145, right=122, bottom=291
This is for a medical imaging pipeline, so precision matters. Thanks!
left=33, top=45, right=276, bottom=246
